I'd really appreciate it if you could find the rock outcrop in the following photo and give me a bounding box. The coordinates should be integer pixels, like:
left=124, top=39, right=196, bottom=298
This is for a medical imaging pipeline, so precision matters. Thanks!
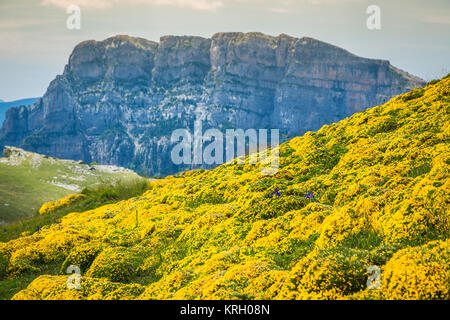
left=0, top=32, right=425, bottom=176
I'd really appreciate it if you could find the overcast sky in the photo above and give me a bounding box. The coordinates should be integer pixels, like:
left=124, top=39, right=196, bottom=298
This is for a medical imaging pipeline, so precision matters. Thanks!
left=0, top=0, right=449, bottom=101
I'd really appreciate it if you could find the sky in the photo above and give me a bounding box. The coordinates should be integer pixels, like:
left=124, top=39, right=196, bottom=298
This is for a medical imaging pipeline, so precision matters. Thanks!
left=0, top=0, right=449, bottom=101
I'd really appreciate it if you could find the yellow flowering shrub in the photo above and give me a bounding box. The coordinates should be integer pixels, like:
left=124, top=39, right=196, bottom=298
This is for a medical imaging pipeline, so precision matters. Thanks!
left=316, top=207, right=366, bottom=249
left=11, top=275, right=146, bottom=300
left=200, top=261, right=272, bottom=300
left=38, top=194, right=85, bottom=215
left=287, top=203, right=331, bottom=242
left=245, top=270, right=289, bottom=300
left=4, top=229, right=90, bottom=277
left=280, top=248, right=369, bottom=299
left=2, top=76, right=449, bottom=300
left=140, top=269, right=197, bottom=299
left=382, top=240, right=449, bottom=300
left=86, top=246, right=154, bottom=283
left=60, top=241, right=105, bottom=275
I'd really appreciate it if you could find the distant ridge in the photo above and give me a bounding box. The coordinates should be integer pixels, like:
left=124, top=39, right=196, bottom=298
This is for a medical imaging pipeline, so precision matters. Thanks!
left=0, top=97, right=39, bottom=124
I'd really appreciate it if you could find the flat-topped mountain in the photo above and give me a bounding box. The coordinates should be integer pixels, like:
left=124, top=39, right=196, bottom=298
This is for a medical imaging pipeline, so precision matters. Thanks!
left=0, top=32, right=425, bottom=176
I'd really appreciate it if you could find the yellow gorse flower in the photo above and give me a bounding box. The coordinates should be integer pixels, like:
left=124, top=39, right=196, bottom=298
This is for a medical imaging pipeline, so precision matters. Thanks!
left=1, top=75, right=449, bottom=300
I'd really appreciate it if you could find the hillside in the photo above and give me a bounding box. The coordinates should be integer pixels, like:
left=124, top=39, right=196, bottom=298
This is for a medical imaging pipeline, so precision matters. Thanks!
left=0, top=146, right=140, bottom=224
left=0, top=76, right=448, bottom=300
left=0, top=33, right=424, bottom=176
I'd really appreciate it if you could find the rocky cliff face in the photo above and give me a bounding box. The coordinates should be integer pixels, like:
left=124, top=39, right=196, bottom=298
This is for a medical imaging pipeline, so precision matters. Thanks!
left=0, top=32, right=425, bottom=176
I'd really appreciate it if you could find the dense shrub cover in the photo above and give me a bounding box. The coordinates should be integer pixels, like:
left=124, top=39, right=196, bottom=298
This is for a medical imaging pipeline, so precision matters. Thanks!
left=2, top=76, right=449, bottom=300
left=38, top=194, right=86, bottom=215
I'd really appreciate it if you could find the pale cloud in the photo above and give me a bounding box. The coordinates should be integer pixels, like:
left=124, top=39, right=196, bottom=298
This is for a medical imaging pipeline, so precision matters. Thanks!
left=0, top=19, right=49, bottom=29
left=307, top=0, right=364, bottom=4
left=40, top=0, right=364, bottom=11
left=41, top=0, right=114, bottom=9
left=420, top=15, right=450, bottom=25
left=148, top=0, right=224, bottom=10
left=41, top=0, right=224, bottom=11
left=266, top=7, right=289, bottom=14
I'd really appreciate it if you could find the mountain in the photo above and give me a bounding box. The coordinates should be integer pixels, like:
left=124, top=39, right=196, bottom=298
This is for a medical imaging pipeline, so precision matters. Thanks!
left=1, top=75, right=448, bottom=300
left=0, top=33, right=425, bottom=177
left=0, top=146, right=140, bottom=225
left=0, top=98, right=39, bottom=125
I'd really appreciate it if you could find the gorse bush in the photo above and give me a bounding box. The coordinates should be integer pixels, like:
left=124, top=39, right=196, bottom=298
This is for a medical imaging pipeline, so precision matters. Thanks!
left=60, top=242, right=104, bottom=275
left=1, top=76, right=449, bottom=300
left=283, top=248, right=369, bottom=299
left=85, top=246, right=154, bottom=283
left=39, top=194, right=86, bottom=215
left=401, top=88, right=425, bottom=102
left=382, top=240, right=449, bottom=300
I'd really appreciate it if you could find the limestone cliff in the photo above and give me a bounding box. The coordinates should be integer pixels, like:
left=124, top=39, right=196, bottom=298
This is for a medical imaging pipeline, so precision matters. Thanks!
left=0, top=33, right=425, bottom=176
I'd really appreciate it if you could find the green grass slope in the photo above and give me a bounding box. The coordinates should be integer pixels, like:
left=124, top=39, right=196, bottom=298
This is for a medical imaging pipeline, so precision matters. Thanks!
left=0, top=75, right=449, bottom=300
left=0, top=147, right=140, bottom=224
